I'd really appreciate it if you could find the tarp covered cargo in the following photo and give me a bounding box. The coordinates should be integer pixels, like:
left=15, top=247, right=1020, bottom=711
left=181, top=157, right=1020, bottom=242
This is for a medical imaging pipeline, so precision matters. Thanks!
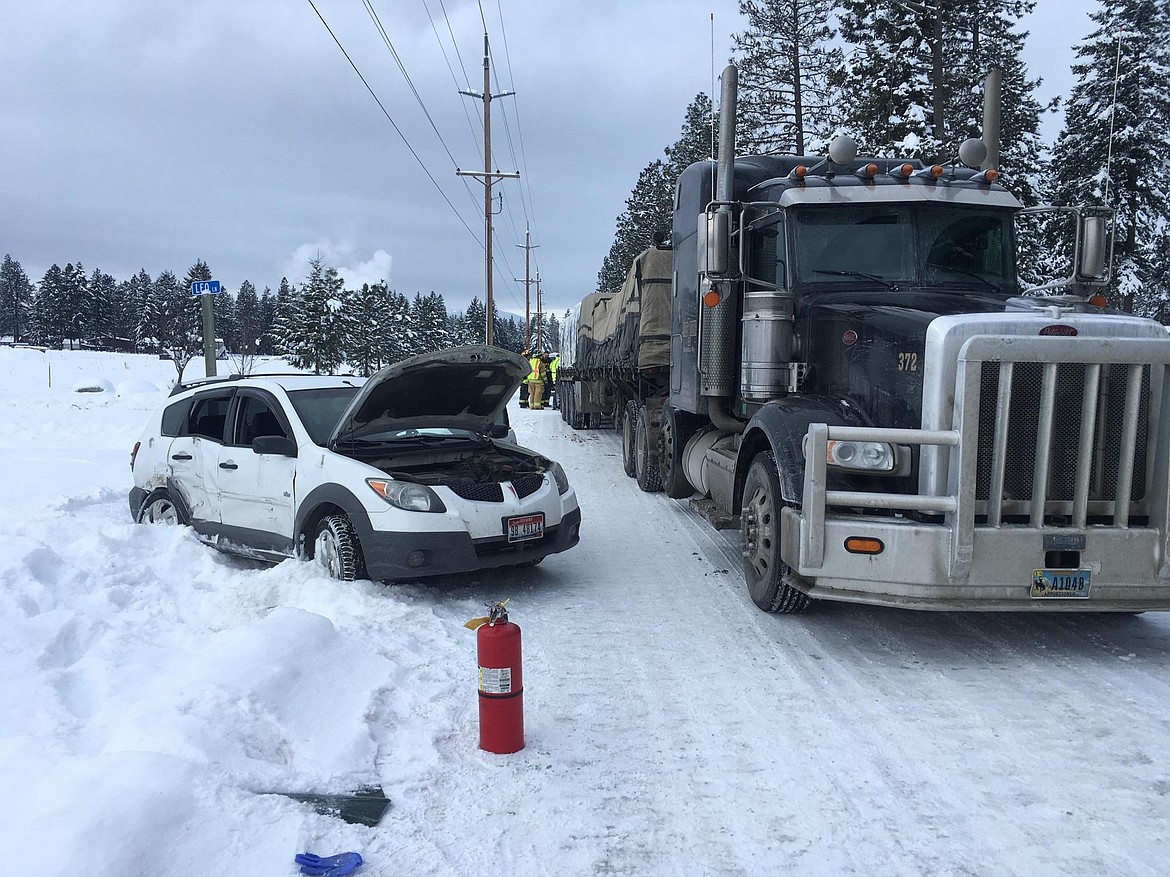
left=576, top=247, right=672, bottom=373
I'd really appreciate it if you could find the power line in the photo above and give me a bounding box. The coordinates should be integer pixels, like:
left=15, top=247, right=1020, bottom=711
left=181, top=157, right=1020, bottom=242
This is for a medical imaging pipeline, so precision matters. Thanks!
left=304, top=0, right=482, bottom=247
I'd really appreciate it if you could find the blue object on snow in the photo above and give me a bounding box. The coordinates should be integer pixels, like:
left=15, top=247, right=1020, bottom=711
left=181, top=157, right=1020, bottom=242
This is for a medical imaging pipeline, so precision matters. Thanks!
left=294, top=851, right=364, bottom=876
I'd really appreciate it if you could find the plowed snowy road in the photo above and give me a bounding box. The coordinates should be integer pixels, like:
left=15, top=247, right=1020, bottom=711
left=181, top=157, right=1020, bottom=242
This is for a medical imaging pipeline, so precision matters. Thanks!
left=461, top=402, right=1170, bottom=876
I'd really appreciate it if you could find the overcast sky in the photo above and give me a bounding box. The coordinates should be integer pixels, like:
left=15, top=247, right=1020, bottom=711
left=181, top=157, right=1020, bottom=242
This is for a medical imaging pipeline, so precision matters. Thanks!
left=1, top=0, right=1097, bottom=318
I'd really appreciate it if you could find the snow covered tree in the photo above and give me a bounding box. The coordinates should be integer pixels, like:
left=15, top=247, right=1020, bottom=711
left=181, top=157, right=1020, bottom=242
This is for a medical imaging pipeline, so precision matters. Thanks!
left=0, top=255, right=33, bottom=341
left=380, top=289, right=417, bottom=364
left=412, top=291, right=451, bottom=352
left=461, top=297, right=488, bottom=345
left=227, top=280, right=264, bottom=374
left=142, top=270, right=199, bottom=376
left=277, top=257, right=348, bottom=374
left=732, top=0, right=842, bottom=155
left=1051, top=0, right=1170, bottom=314
left=31, top=264, right=65, bottom=347
left=59, top=262, right=88, bottom=349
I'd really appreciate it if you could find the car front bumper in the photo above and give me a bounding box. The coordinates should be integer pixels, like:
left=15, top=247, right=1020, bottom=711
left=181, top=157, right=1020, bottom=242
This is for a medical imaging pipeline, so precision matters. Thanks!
left=357, top=506, right=582, bottom=581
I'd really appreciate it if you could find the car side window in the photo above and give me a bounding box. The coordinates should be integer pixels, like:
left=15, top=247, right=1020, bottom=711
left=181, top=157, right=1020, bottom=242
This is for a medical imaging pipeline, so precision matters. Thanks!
left=183, top=392, right=233, bottom=442
left=234, top=395, right=288, bottom=446
left=161, top=399, right=192, bottom=437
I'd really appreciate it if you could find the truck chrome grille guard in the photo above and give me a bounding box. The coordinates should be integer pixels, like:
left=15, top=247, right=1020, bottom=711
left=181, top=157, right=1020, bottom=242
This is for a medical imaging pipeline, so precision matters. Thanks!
left=800, top=336, right=1170, bottom=574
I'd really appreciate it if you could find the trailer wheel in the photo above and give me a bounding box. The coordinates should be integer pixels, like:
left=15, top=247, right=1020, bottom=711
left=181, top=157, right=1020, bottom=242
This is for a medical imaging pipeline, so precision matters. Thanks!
left=589, top=412, right=602, bottom=429
left=741, top=452, right=811, bottom=614
left=659, top=405, right=696, bottom=499
left=634, top=405, right=663, bottom=492
left=621, top=400, right=639, bottom=477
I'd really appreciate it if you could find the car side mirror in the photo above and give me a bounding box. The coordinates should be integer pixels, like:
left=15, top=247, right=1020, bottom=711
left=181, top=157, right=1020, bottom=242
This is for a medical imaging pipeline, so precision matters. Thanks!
left=489, top=423, right=510, bottom=439
left=253, top=435, right=298, bottom=457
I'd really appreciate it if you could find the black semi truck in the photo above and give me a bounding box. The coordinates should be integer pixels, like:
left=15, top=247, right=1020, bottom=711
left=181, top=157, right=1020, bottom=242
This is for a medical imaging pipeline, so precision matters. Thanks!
left=558, top=64, right=1170, bottom=614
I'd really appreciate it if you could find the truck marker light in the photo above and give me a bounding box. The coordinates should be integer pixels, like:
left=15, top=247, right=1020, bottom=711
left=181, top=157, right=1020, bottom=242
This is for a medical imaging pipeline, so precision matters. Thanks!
left=893, top=163, right=915, bottom=179
left=703, top=289, right=722, bottom=308
left=855, top=163, right=878, bottom=180
left=1089, top=293, right=1108, bottom=307
left=845, top=537, right=884, bottom=555
left=977, top=168, right=1000, bottom=183
left=928, top=165, right=944, bottom=179
left=791, top=165, right=808, bottom=180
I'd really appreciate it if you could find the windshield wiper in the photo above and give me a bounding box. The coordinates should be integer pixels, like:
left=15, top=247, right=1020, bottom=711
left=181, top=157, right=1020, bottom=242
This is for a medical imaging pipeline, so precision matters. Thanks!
left=813, top=269, right=894, bottom=289
left=926, top=262, right=999, bottom=291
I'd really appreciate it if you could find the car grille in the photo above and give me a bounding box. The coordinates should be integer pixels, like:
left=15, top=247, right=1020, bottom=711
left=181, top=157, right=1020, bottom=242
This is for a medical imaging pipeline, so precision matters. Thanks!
left=448, top=481, right=505, bottom=502
left=974, top=360, right=1151, bottom=524
left=446, top=473, right=546, bottom=503
left=512, top=473, right=545, bottom=499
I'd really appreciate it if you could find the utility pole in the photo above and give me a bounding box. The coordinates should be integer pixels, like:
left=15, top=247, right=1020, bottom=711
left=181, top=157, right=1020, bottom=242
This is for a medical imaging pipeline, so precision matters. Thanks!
left=457, top=33, right=518, bottom=346
left=534, top=274, right=543, bottom=351
left=515, top=225, right=538, bottom=349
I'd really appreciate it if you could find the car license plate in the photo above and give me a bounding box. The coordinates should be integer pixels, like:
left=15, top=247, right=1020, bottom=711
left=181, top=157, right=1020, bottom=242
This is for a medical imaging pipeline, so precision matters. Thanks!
left=507, top=513, right=544, bottom=542
left=1030, top=568, right=1092, bottom=599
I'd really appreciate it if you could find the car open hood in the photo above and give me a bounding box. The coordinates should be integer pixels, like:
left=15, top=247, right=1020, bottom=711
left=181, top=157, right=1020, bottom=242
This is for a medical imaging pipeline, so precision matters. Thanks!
left=327, top=345, right=530, bottom=446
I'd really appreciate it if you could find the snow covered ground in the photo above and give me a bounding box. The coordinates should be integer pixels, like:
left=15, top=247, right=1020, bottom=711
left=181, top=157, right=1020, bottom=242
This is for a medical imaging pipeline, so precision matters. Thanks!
left=2, top=347, right=1169, bottom=877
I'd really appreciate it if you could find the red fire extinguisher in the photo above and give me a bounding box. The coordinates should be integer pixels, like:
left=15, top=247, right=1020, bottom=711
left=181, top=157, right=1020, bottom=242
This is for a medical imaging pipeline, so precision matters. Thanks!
left=465, top=601, right=524, bottom=754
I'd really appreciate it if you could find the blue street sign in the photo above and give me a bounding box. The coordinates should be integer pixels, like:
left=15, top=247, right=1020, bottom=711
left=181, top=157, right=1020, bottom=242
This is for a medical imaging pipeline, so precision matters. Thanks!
left=191, top=280, right=221, bottom=296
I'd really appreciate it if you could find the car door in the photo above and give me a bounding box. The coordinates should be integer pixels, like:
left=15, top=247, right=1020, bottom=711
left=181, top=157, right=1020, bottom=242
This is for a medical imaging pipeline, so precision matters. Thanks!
left=167, top=389, right=234, bottom=532
left=216, top=389, right=297, bottom=551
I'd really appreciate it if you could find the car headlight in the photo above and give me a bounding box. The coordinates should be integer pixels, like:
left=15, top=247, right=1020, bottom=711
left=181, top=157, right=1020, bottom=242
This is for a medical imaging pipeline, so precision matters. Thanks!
left=550, top=462, right=571, bottom=495
left=824, top=440, right=896, bottom=472
left=366, top=478, right=447, bottom=512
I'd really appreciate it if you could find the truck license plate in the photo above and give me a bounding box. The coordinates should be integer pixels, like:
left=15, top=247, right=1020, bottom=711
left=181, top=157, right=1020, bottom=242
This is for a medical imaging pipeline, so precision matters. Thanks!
left=507, top=513, right=544, bottom=542
left=1030, top=568, right=1092, bottom=599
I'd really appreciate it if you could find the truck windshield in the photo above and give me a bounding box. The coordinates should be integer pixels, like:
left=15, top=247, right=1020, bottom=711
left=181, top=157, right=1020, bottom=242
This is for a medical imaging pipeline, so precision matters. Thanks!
left=787, top=203, right=1014, bottom=292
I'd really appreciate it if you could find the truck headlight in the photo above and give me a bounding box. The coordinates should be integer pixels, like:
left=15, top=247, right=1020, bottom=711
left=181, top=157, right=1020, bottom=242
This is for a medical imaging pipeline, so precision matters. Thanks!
left=366, top=478, right=447, bottom=512
left=825, top=440, right=895, bottom=472
left=551, top=462, right=571, bottom=495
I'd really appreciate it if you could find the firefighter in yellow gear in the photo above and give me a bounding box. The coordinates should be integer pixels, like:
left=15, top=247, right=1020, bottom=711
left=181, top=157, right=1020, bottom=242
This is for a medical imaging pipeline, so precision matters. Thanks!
left=527, top=351, right=548, bottom=410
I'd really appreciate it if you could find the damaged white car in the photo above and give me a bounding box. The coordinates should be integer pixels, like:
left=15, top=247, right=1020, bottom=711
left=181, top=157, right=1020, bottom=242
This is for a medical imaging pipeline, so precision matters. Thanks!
left=129, top=346, right=582, bottom=580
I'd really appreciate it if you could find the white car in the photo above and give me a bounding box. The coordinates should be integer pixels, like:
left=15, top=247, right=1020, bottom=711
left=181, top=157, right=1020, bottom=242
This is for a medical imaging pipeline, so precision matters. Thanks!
left=129, top=346, right=581, bottom=580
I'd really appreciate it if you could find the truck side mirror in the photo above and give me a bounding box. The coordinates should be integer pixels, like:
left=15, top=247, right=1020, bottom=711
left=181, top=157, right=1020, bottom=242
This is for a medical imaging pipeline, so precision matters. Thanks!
left=699, top=210, right=730, bottom=277
left=1077, top=215, right=1108, bottom=281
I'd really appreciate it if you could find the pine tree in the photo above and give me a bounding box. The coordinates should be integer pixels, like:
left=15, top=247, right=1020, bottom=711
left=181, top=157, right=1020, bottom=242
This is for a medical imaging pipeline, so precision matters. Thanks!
left=834, top=0, right=1047, bottom=174
left=0, top=255, right=34, bottom=341
left=87, top=268, right=117, bottom=343
left=124, top=269, right=153, bottom=348
left=32, top=264, right=65, bottom=347
left=229, top=280, right=264, bottom=374
left=380, top=289, right=416, bottom=364
left=462, top=297, right=487, bottom=345
left=279, top=257, right=348, bottom=374
left=732, top=0, right=842, bottom=155
left=60, top=262, right=88, bottom=349
left=597, top=95, right=718, bottom=294
left=145, top=270, right=199, bottom=375
left=1051, top=0, right=1170, bottom=314
left=412, top=292, right=451, bottom=352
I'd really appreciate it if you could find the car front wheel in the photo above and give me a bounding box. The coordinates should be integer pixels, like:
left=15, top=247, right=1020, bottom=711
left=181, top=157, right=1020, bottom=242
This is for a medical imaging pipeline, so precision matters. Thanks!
left=313, top=514, right=366, bottom=582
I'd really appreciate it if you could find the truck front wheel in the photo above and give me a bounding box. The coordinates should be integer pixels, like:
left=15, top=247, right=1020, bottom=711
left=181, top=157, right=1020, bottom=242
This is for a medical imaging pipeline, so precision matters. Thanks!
left=741, top=453, right=811, bottom=614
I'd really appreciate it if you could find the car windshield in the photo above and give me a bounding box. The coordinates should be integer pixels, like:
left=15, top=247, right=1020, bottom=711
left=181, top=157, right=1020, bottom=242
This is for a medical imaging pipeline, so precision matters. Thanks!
left=782, top=203, right=1015, bottom=292
left=286, top=386, right=361, bottom=445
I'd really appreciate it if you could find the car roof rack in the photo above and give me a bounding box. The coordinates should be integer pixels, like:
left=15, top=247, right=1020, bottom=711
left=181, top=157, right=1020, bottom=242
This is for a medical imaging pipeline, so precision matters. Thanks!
left=167, top=371, right=361, bottom=397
